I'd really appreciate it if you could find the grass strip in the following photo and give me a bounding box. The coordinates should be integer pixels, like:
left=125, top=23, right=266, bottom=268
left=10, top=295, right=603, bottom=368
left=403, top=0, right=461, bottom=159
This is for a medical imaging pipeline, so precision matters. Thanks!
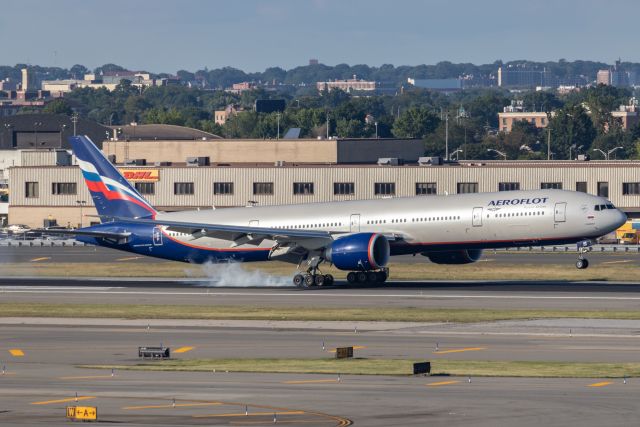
left=2, top=303, right=640, bottom=322
left=1, top=259, right=639, bottom=281
left=81, top=358, right=640, bottom=378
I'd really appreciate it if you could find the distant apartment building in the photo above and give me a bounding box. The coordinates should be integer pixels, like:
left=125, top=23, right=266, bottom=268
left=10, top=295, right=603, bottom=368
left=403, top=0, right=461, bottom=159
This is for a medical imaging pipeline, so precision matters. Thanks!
left=610, top=99, right=640, bottom=130
left=317, top=75, right=377, bottom=93
left=41, top=71, right=176, bottom=96
left=225, top=82, right=256, bottom=94
left=497, top=66, right=545, bottom=88
left=214, top=104, right=243, bottom=125
left=498, top=102, right=551, bottom=132
left=596, top=60, right=636, bottom=87
left=407, top=78, right=462, bottom=91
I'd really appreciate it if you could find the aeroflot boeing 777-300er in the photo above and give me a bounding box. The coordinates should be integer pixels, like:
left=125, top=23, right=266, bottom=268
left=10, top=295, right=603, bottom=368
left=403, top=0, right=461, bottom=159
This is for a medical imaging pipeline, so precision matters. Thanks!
left=51, top=136, right=627, bottom=287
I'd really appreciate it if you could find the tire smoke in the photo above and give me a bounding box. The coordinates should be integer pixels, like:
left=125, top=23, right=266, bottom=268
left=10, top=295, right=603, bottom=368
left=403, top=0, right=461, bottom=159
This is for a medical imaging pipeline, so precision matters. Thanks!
left=185, top=261, right=292, bottom=287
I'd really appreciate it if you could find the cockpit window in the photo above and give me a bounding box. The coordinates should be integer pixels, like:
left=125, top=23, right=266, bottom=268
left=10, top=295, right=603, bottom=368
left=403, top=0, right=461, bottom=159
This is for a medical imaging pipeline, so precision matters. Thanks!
left=606, top=204, right=615, bottom=209
left=595, top=205, right=600, bottom=211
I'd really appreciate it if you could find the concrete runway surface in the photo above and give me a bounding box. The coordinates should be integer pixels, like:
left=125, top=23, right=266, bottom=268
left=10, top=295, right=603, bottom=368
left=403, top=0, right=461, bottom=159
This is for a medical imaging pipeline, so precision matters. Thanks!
left=2, top=277, right=640, bottom=310
left=2, top=319, right=640, bottom=426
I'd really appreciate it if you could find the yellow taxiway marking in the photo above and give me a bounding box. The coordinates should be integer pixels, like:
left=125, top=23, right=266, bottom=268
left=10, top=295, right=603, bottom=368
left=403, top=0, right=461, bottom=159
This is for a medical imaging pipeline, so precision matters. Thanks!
left=58, top=375, right=113, bottom=380
left=194, top=411, right=305, bottom=418
left=588, top=381, right=613, bottom=387
left=433, top=347, right=486, bottom=354
left=124, top=402, right=222, bottom=410
left=328, top=345, right=367, bottom=353
left=8, top=349, right=24, bottom=357
left=603, top=260, right=633, bottom=265
left=116, top=256, right=143, bottom=261
left=173, top=346, right=195, bottom=354
left=31, top=396, right=96, bottom=405
left=426, top=380, right=460, bottom=387
left=283, top=379, right=340, bottom=384
left=30, top=257, right=51, bottom=262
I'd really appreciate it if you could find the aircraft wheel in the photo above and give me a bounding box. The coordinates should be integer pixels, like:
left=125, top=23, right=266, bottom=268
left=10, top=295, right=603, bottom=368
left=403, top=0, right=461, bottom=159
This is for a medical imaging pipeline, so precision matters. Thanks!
left=347, top=272, right=357, bottom=284
left=315, top=274, right=325, bottom=286
left=576, top=259, right=589, bottom=269
left=367, top=271, right=378, bottom=283
left=376, top=270, right=388, bottom=283
left=357, top=272, right=368, bottom=283
left=324, top=274, right=334, bottom=285
left=303, top=274, right=315, bottom=287
left=293, top=274, right=304, bottom=287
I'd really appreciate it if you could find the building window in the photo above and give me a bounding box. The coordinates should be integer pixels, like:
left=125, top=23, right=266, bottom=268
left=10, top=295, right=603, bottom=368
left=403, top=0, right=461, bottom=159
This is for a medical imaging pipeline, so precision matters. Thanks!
left=51, top=182, right=77, bottom=195
left=415, top=182, right=437, bottom=195
left=576, top=182, right=587, bottom=193
left=623, top=183, right=640, bottom=195
left=25, top=181, right=39, bottom=198
left=214, top=182, right=234, bottom=195
left=541, top=182, right=562, bottom=190
left=374, top=182, right=395, bottom=196
left=457, top=182, right=478, bottom=194
left=174, top=182, right=194, bottom=195
left=253, top=182, right=274, bottom=195
left=293, top=182, right=314, bottom=195
left=597, top=182, right=609, bottom=198
left=334, top=182, right=354, bottom=195
left=135, top=182, right=155, bottom=195
left=498, top=182, right=520, bottom=192
left=541, top=118, right=546, bottom=125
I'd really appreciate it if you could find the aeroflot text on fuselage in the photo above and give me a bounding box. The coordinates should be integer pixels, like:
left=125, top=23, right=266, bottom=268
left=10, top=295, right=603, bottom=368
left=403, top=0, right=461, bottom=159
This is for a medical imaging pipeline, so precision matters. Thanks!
left=488, top=197, right=549, bottom=206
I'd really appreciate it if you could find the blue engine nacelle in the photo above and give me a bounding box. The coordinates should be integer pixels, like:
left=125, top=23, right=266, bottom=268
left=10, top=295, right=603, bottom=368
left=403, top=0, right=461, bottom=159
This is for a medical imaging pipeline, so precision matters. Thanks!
left=325, top=233, right=390, bottom=271
left=422, top=249, right=483, bottom=264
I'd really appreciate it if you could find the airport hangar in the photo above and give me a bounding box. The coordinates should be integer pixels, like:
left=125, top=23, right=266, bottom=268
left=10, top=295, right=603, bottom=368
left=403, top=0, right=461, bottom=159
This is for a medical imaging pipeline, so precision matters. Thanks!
left=6, top=135, right=640, bottom=228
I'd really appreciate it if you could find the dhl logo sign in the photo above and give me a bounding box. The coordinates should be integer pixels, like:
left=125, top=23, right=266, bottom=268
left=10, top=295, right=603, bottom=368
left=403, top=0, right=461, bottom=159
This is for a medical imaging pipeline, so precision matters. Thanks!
left=119, top=169, right=160, bottom=182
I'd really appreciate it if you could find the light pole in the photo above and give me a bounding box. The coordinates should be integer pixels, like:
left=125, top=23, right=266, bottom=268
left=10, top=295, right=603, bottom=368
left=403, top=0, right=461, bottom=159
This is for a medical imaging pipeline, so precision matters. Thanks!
left=59, top=124, right=67, bottom=148
left=487, top=148, right=507, bottom=160
left=374, top=121, right=378, bottom=139
left=445, top=112, right=449, bottom=161
left=71, top=112, right=79, bottom=136
left=276, top=112, right=281, bottom=140
left=76, top=200, right=86, bottom=228
left=608, top=146, right=623, bottom=160
left=449, top=149, right=463, bottom=161
left=591, top=148, right=606, bottom=160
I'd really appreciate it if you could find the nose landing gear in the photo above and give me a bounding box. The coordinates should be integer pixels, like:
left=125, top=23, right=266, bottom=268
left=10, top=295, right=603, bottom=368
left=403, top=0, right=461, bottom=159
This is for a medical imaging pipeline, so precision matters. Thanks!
left=575, top=240, right=593, bottom=269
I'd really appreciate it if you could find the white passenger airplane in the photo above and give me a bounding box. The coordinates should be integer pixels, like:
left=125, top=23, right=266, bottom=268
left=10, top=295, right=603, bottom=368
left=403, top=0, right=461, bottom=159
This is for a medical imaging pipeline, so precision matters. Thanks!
left=53, top=136, right=627, bottom=287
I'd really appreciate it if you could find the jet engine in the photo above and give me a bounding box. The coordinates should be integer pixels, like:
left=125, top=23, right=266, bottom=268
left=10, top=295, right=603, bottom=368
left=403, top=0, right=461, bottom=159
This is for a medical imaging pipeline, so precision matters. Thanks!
left=422, top=249, right=483, bottom=264
left=325, top=233, right=390, bottom=271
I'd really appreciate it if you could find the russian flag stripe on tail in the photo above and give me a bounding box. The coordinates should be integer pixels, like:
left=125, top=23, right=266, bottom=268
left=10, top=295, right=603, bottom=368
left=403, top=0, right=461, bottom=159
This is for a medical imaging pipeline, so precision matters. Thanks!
left=71, top=135, right=157, bottom=219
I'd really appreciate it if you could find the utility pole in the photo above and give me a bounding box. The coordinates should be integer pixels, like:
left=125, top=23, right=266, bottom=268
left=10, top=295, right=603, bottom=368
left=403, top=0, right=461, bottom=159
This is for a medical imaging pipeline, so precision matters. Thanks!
left=326, top=113, right=330, bottom=139
left=445, top=112, right=449, bottom=161
left=71, top=112, right=79, bottom=136
left=276, top=113, right=281, bottom=140
left=546, top=127, right=551, bottom=160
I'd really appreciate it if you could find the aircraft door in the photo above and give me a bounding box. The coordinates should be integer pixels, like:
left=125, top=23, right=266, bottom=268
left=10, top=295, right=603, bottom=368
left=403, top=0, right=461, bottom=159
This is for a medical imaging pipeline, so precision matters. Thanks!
left=554, top=203, right=567, bottom=222
left=152, top=226, right=163, bottom=246
left=350, top=214, right=360, bottom=232
left=472, top=207, right=483, bottom=227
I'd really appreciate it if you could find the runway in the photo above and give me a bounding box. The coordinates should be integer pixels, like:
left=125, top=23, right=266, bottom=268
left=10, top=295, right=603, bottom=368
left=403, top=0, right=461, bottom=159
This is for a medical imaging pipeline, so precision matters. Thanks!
left=2, top=320, right=640, bottom=426
left=2, top=277, right=640, bottom=310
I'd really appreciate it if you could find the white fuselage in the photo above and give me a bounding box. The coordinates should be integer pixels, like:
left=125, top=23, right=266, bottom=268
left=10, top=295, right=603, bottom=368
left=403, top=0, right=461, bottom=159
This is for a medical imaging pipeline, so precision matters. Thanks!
left=156, top=189, right=626, bottom=254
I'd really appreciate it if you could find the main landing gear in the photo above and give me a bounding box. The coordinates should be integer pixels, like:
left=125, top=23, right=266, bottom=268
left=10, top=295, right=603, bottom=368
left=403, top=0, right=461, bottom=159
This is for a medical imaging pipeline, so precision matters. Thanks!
left=346, top=268, right=389, bottom=284
left=293, top=272, right=334, bottom=288
left=575, top=240, right=592, bottom=270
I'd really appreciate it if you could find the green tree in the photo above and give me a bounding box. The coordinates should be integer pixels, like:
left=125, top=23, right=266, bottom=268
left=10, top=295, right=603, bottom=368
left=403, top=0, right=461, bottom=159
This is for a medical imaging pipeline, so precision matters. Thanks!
left=392, top=107, right=440, bottom=138
left=43, top=99, right=72, bottom=115
left=548, top=105, right=596, bottom=160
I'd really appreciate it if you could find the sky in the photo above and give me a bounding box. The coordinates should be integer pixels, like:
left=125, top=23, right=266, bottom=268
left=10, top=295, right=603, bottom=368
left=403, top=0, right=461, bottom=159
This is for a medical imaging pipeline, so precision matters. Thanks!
left=1, top=0, right=638, bottom=73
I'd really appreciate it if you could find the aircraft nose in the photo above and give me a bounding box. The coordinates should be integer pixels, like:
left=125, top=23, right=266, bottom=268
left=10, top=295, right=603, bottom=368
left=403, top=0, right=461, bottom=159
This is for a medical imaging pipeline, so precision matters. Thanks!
left=615, top=209, right=627, bottom=228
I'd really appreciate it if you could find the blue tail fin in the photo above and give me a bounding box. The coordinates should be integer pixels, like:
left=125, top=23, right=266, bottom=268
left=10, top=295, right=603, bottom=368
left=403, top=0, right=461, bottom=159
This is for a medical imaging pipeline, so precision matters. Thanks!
left=71, top=135, right=157, bottom=219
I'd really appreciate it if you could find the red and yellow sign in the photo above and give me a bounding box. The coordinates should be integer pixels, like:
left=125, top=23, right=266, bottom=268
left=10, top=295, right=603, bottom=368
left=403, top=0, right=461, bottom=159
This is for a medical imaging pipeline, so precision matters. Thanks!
left=119, top=169, right=160, bottom=182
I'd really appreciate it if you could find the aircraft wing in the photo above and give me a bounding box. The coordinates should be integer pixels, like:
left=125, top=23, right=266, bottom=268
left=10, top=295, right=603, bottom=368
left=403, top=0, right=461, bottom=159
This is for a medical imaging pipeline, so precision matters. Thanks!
left=109, top=216, right=334, bottom=251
